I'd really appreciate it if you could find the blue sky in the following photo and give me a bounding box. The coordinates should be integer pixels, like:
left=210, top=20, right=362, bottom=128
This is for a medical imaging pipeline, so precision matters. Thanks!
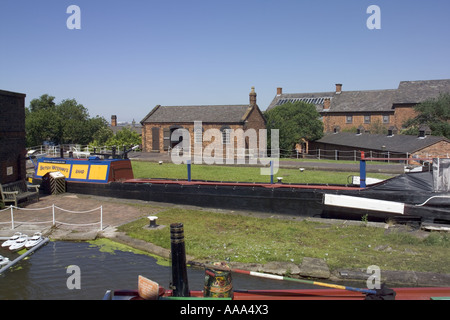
left=1, top=0, right=449, bottom=123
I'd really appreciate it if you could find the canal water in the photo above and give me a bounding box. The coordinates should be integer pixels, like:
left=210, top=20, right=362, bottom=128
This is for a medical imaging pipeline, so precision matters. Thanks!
left=0, top=240, right=318, bottom=300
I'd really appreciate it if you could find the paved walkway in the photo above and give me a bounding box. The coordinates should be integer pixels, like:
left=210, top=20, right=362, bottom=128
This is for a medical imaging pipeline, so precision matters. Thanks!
left=0, top=193, right=160, bottom=240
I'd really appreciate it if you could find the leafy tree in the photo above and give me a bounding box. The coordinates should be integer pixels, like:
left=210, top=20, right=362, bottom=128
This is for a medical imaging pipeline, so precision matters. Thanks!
left=89, top=118, right=113, bottom=146
left=25, top=94, right=109, bottom=146
left=25, top=95, right=62, bottom=146
left=105, top=127, right=141, bottom=148
left=403, top=93, right=450, bottom=138
left=264, top=101, right=324, bottom=155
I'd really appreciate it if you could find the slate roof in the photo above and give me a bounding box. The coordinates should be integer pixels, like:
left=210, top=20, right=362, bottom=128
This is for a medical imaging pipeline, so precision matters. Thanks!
left=325, top=89, right=396, bottom=113
left=394, top=79, right=450, bottom=104
left=267, top=79, right=450, bottom=113
left=315, top=132, right=449, bottom=154
left=140, top=104, right=254, bottom=124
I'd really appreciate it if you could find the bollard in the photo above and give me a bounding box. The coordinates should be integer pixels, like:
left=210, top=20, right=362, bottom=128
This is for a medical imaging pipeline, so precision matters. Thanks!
left=360, top=151, right=367, bottom=188
left=170, top=223, right=190, bottom=297
left=147, top=216, right=158, bottom=228
left=187, top=160, right=191, bottom=182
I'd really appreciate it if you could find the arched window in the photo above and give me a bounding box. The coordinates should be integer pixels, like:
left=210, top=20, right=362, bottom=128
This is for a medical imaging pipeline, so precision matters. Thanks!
left=194, top=127, right=203, bottom=144
left=220, top=126, right=231, bottom=145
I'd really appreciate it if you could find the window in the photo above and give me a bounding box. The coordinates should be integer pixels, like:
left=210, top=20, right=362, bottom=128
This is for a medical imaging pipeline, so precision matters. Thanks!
left=221, top=126, right=231, bottom=145
left=194, top=128, right=203, bottom=144
left=364, top=115, right=371, bottom=124
left=346, top=115, right=353, bottom=124
left=383, top=115, right=390, bottom=124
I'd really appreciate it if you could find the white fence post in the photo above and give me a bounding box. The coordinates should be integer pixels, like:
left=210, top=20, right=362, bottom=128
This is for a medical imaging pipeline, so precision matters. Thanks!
left=10, top=205, right=14, bottom=230
left=100, top=205, right=103, bottom=231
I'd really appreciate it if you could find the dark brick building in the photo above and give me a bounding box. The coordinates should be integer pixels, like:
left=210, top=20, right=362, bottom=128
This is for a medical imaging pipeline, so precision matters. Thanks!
left=0, top=89, right=27, bottom=184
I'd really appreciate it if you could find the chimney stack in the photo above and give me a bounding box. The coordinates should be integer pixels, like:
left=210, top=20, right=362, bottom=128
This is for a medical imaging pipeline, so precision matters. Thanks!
left=335, top=84, right=342, bottom=94
left=249, top=86, right=257, bottom=106
left=111, top=115, right=117, bottom=127
left=277, top=87, right=283, bottom=96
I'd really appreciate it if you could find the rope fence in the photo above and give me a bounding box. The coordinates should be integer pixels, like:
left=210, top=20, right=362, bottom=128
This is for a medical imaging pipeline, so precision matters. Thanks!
left=0, top=204, right=103, bottom=231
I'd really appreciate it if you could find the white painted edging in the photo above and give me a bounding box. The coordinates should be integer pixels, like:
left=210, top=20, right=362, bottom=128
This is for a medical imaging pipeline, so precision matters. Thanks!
left=324, top=194, right=405, bottom=215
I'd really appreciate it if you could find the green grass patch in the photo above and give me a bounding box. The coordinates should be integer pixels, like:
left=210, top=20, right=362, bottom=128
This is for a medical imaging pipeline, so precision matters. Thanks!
left=117, top=206, right=450, bottom=274
left=131, top=161, right=391, bottom=185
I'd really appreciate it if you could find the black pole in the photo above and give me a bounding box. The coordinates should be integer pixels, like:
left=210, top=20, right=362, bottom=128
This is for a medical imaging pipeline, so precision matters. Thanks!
left=170, top=223, right=190, bottom=297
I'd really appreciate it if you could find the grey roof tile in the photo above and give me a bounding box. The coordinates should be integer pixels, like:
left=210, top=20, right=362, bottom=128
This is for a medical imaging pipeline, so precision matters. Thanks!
left=141, top=104, right=252, bottom=124
left=316, top=132, right=449, bottom=153
left=268, top=79, right=450, bottom=113
left=394, top=79, right=450, bottom=104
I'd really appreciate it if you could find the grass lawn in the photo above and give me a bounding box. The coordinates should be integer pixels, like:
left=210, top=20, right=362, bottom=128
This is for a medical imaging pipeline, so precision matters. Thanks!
left=122, top=160, right=450, bottom=274
left=131, top=161, right=392, bottom=185
left=117, top=206, right=450, bottom=274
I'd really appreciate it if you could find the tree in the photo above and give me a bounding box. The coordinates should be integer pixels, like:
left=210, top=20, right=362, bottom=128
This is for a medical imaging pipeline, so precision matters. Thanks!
left=25, top=94, right=109, bottom=146
left=26, top=95, right=62, bottom=146
left=105, top=127, right=141, bottom=148
left=89, top=118, right=113, bottom=146
left=403, top=93, right=450, bottom=138
left=264, top=101, right=324, bottom=155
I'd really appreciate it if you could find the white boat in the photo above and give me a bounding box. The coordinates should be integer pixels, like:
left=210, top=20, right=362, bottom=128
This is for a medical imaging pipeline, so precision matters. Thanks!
left=1, top=232, right=22, bottom=248
left=0, top=255, right=10, bottom=266
left=25, top=232, right=43, bottom=249
left=9, top=234, right=28, bottom=252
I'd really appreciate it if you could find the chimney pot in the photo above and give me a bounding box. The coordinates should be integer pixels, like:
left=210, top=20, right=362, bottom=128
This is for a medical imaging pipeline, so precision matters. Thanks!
left=335, top=84, right=342, bottom=94
left=277, top=87, right=282, bottom=96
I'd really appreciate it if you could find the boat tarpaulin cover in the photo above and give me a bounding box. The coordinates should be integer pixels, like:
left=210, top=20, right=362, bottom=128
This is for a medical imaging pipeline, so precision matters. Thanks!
left=433, top=158, right=450, bottom=192
left=370, top=171, right=434, bottom=192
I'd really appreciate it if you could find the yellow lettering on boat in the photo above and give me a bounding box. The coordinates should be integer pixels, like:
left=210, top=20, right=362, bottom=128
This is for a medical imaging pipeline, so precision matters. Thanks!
left=37, top=163, right=72, bottom=178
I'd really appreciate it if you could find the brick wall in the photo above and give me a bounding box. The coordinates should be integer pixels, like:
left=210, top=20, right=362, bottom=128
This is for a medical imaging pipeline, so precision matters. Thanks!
left=322, top=113, right=394, bottom=133
left=142, top=105, right=267, bottom=159
left=393, top=104, right=418, bottom=129
left=322, top=105, right=417, bottom=133
left=0, top=90, right=27, bottom=184
left=413, top=140, right=450, bottom=158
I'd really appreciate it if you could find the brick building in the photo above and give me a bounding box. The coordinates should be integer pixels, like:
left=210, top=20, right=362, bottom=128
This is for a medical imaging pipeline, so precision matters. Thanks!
left=140, top=87, right=266, bottom=157
left=0, top=89, right=27, bottom=184
left=267, top=79, right=450, bottom=134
